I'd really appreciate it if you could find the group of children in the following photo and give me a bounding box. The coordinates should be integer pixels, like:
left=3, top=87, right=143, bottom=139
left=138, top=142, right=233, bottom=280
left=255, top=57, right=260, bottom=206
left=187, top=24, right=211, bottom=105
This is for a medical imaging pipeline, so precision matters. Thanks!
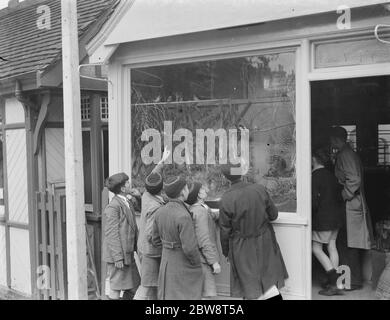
left=102, top=149, right=222, bottom=300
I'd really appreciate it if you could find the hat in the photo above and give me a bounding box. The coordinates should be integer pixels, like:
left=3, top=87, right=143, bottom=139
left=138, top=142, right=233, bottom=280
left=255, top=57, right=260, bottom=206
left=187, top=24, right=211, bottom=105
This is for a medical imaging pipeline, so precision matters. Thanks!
left=164, top=176, right=187, bottom=199
left=145, top=172, right=163, bottom=195
left=105, top=172, right=129, bottom=194
left=185, top=182, right=202, bottom=205
left=221, top=163, right=242, bottom=182
left=330, top=126, right=348, bottom=141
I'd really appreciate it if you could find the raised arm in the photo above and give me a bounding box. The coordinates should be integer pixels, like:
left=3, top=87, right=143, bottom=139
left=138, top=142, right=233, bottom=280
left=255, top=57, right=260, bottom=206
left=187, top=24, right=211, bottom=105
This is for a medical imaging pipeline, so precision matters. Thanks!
left=151, top=147, right=171, bottom=175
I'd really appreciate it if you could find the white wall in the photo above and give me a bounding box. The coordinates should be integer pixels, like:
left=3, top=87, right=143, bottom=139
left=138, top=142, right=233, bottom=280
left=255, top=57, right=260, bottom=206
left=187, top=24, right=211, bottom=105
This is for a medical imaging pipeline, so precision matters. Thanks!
left=3, top=97, right=31, bottom=296
left=10, top=228, right=31, bottom=295
left=5, top=98, right=25, bottom=124
left=0, top=226, right=6, bottom=288
left=6, top=129, right=28, bottom=224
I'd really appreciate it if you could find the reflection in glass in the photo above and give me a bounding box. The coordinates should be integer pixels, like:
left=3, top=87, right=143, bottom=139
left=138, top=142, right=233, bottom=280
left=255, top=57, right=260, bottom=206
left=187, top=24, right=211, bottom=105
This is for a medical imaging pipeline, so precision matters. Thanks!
left=131, top=52, right=297, bottom=212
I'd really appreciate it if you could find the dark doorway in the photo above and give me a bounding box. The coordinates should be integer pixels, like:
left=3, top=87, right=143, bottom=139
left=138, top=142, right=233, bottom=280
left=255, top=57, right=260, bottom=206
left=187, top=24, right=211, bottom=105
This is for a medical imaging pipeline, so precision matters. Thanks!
left=311, top=76, right=390, bottom=300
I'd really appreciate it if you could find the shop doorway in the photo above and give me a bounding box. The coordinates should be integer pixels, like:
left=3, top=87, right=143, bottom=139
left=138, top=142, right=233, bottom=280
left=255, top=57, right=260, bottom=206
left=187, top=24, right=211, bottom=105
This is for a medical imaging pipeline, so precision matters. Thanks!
left=310, top=76, right=390, bottom=300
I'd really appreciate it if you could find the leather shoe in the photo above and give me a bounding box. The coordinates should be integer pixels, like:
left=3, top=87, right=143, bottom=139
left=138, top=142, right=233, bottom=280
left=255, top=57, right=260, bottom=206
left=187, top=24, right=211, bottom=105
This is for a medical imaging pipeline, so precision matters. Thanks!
left=319, top=286, right=344, bottom=296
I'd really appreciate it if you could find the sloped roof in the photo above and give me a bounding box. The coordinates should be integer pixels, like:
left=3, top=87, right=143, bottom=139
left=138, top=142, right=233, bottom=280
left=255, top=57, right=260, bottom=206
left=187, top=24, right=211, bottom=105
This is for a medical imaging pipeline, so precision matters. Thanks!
left=0, top=0, right=116, bottom=81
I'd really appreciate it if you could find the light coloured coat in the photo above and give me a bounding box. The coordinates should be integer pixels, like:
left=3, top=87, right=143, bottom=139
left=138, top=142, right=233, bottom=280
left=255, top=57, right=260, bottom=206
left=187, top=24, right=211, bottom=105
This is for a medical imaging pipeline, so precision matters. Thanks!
left=335, top=144, right=374, bottom=249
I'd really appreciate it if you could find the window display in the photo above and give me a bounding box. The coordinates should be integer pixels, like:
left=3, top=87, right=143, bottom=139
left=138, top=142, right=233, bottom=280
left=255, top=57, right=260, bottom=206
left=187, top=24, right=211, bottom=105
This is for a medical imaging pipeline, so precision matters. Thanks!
left=131, top=52, right=297, bottom=212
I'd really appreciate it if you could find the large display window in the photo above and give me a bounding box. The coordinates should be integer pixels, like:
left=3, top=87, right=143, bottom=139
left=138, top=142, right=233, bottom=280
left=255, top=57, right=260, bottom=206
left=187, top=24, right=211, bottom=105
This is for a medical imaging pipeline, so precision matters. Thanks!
left=131, top=51, right=297, bottom=212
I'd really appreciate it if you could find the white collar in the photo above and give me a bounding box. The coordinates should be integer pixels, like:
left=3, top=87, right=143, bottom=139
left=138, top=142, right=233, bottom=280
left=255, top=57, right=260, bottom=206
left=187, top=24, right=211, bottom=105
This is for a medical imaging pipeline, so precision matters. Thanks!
left=312, top=165, right=325, bottom=173
left=117, top=194, right=130, bottom=208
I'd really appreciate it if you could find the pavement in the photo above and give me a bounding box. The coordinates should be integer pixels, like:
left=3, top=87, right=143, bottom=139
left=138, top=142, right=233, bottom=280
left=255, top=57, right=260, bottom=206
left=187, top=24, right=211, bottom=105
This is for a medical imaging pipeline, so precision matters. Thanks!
left=312, top=280, right=378, bottom=300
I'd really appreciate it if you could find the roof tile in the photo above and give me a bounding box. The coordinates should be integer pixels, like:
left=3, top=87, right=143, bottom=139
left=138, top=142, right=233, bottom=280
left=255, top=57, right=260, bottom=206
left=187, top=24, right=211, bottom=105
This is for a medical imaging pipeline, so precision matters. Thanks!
left=0, top=0, right=115, bottom=80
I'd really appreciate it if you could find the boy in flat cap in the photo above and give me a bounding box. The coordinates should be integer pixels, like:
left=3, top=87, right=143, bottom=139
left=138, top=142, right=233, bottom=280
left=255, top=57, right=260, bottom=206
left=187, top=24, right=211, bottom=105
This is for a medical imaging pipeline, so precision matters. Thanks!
left=151, top=176, right=204, bottom=300
left=135, top=148, right=170, bottom=300
left=219, top=163, right=288, bottom=300
left=103, top=173, right=140, bottom=300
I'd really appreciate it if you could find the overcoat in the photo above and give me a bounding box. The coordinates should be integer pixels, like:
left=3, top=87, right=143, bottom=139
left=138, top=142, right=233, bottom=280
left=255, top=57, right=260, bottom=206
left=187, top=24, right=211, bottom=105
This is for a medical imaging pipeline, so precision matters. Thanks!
left=137, top=191, right=165, bottom=258
left=334, top=145, right=374, bottom=249
left=219, top=181, right=288, bottom=299
left=102, top=195, right=140, bottom=289
left=137, top=191, right=165, bottom=287
left=152, top=199, right=204, bottom=300
left=190, top=202, right=221, bottom=296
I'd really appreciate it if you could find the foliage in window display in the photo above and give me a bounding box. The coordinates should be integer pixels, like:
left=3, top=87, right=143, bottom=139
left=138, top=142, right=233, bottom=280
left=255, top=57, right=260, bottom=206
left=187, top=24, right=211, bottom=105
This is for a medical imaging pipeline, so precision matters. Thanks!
left=130, top=54, right=297, bottom=211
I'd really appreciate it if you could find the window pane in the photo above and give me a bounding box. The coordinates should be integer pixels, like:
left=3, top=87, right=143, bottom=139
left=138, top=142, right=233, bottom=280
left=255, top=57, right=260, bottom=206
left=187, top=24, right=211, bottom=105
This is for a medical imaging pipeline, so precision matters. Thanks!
left=102, top=129, right=109, bottom=181
left=131, top=52, right=297, bottom=212
left=101, top=96, right=109, bottom=121
left=82, top=131, right=92, bottom=204
left=315, top=36, right=390, bottom=69
left=378, top=124, right=390, bottom=166
left=81, top=96, right=91, bottom=121
left=339, top=125, right=357, bottom=152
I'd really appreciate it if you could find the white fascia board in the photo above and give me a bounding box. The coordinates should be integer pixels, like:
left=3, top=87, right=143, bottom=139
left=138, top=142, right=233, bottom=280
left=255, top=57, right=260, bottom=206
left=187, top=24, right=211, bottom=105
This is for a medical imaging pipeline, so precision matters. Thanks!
left=88, top=43, right=119, bottom=64
left=104, top=0, right=389, bottom=45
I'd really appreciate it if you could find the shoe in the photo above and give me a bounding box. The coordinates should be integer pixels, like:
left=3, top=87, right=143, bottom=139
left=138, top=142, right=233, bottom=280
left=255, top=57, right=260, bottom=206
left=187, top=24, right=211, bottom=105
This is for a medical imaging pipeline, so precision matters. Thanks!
left=318, top=286, right=344, bottom=296
left=344, top=284, right=363, bottom=292
left=320, top=278, right=330, bottom=289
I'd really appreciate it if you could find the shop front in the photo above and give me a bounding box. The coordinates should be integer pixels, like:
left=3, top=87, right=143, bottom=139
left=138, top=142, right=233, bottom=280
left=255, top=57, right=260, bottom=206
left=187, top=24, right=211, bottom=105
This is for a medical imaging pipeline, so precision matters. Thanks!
left=88, top=1, right=390, bottom=299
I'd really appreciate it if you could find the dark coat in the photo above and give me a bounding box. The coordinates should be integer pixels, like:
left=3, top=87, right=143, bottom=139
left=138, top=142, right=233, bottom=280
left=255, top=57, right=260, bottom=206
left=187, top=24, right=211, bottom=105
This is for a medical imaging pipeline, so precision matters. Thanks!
left=219, top=181, right=288, bottom=299
left=312, top=167, right=345, bottom=231
left=152, top=199, right=204, bottom=300
left=102, top=196, right=139, bottom=266
left=335, top=145, right=374, bottom=249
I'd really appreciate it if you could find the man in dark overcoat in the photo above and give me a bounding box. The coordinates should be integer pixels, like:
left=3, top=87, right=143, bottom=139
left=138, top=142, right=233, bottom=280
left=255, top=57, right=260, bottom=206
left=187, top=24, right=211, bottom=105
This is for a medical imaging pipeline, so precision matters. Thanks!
left=102, top=173, right=140, bottom=300
left=152, top=176, right=204, bottom=300
left=219, top=164, right=288, bottom=300
left=330, top=127, right=374, bottom=291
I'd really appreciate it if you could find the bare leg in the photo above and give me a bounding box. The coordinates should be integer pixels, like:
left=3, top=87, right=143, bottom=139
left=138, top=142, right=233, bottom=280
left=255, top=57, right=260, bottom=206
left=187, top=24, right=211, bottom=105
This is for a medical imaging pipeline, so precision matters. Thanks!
left=327, top=240, right=339, bottom=269
left=312, top=241, right=333, bottom=272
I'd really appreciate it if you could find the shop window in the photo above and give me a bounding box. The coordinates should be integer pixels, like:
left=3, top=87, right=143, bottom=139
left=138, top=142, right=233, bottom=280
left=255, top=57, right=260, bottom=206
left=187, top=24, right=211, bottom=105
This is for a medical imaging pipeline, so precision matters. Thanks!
left=314, top=35, right=390, bottom=69
left=81, top=96, right=91, bottom=121
left=131, top=52, right=297, bottom=212
left=101, top=96, right=109, bottom=121
left=378, top=124, right=390, bottom=166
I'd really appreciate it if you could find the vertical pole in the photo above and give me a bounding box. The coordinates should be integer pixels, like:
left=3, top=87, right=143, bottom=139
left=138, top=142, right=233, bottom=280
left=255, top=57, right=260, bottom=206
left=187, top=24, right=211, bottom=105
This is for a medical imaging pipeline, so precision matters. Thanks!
left=61, top=0, right=88, bottom=300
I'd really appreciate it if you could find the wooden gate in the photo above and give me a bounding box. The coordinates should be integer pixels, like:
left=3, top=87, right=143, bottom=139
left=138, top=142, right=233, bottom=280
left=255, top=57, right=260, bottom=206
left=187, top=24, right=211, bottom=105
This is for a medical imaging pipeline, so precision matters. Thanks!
left=35, top=190, right=67, bottom=300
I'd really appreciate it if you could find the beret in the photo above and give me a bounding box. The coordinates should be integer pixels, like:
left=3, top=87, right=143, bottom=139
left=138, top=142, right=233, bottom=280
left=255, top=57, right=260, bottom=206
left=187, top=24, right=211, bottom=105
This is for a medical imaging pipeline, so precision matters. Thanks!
left=185, top=182, right=202, bottom=206
left=145, top=172, right=163, bottom=195
left=164, top=176, right=187, bottom=199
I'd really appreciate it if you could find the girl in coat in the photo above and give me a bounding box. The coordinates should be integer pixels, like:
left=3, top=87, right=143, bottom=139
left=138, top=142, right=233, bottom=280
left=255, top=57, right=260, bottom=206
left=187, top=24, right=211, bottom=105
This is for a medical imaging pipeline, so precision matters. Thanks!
left=186, top=182, right=222, bottom=298
left=312, top=148, right=345, bottom=296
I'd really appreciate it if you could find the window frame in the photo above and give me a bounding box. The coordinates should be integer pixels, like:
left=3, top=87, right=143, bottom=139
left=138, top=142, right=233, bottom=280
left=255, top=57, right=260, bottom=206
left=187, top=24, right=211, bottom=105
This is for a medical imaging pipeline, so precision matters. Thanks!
left=126, top=46, right=303, bottom=219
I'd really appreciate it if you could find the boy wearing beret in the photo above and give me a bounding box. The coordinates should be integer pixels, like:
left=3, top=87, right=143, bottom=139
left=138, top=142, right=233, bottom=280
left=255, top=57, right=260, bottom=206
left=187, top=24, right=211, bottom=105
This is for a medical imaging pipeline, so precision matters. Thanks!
left=151, top=176, right=204, bottom=300
left=135, top=149, right=170, bottom=300
left=103, top=173, right=140, bottom=300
